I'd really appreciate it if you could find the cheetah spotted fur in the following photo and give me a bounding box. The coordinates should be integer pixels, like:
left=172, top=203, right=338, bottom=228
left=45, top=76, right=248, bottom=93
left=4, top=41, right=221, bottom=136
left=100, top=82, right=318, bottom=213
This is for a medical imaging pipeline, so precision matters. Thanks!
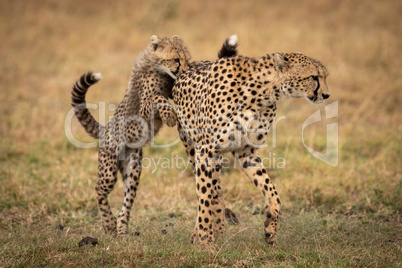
left=173, top=51, right=330, bottom=248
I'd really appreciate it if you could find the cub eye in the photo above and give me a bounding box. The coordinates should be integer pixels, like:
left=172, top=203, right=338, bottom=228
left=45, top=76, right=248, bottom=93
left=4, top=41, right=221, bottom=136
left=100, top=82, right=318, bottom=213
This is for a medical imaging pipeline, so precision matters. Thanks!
left=174, top=58, right=180, bottom=63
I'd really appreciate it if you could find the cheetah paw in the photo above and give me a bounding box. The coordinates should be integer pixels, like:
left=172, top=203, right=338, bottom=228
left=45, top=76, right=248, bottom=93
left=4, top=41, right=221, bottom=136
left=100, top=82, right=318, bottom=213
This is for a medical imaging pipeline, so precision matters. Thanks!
left=161, top=112, right=177, bottom=127
left=265, top=232, right=277, bottom=245
left=225, top=208, right=239, bottom=225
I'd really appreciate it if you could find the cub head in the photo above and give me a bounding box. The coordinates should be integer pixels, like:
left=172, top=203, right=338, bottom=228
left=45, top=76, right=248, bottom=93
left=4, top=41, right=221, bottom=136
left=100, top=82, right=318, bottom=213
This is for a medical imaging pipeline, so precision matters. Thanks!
left=149, top=35, right=191, bottom=80
left=273, top=52, right=330, bottom=104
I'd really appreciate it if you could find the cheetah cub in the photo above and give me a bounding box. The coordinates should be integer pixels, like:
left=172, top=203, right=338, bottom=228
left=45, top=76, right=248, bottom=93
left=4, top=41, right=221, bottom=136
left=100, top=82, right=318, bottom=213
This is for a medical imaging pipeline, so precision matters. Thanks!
left=71, top=35, right=238, bottom=235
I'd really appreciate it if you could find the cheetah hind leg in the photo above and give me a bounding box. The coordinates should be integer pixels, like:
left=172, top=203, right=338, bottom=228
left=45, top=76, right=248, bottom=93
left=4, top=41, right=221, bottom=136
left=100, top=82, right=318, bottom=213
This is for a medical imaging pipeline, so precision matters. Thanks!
left=211, top=172, right=227, bottom=234
left=96, top=148, right=119, bottom=235
left=178, top=132, right=201, bottom=245
left=116, top=148, right=142, bottom=235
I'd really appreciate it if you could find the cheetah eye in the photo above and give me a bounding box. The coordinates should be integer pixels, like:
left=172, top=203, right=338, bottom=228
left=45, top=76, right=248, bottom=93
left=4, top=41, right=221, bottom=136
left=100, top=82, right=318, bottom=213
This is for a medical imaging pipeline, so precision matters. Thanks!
left=312, top=75, right=319, bottom=81
left=174, top=58, right=180, bottom=63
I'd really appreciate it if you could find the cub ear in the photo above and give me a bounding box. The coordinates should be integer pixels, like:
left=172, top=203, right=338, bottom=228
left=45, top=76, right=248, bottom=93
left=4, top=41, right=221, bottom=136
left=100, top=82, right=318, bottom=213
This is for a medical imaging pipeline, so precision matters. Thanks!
left=273, top=53, right=289, bottom=72
left=150, top=35, right=160, bottom=50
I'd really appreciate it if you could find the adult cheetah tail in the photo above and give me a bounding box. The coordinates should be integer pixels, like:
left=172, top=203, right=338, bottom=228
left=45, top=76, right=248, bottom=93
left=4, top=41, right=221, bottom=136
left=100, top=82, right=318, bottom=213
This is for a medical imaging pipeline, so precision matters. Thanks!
left=218, top=34, right=238, bottom=59
left=71, top=72, right=105, bottom=139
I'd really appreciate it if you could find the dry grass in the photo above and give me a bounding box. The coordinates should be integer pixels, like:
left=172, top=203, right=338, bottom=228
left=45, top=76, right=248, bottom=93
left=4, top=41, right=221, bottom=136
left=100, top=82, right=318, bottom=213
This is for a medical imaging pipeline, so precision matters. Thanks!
left=0, top=0, right=401, bottom=266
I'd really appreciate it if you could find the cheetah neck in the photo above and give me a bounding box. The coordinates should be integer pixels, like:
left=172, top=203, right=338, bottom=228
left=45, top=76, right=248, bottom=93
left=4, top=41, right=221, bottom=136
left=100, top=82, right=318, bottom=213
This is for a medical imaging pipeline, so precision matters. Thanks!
left=255, top=54, right=291, bottom=105
left=121, top=55, right=174, bottom=116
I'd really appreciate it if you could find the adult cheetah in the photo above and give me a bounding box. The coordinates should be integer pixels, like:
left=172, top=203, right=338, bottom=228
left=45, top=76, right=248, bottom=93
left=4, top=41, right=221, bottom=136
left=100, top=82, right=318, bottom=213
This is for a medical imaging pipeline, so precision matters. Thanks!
left=71, top=35, right=238, bottom=235
left=172, top=52, right=330, bottom=248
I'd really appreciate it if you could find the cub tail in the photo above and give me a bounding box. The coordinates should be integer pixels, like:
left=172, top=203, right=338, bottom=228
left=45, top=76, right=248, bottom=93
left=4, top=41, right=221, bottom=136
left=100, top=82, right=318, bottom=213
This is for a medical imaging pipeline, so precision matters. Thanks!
left=71, top=72, right=104, bottom=139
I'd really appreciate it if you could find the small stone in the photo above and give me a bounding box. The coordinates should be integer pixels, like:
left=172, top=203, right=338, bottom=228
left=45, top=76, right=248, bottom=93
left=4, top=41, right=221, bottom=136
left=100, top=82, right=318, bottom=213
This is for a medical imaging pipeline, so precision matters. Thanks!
left=78, top=236, right=98, bottom=247
left=165, top=223, right=174, bottom=228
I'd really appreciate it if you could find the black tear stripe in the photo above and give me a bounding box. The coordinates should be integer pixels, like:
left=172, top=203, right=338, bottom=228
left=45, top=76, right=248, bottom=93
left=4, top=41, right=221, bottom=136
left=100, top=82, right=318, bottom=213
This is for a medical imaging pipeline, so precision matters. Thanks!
left=313, top=76, right=320, bottom=97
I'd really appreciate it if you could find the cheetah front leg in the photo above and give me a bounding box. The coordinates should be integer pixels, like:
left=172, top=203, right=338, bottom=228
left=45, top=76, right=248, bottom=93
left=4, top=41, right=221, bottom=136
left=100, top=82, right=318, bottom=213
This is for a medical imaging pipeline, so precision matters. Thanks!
left=234, top=147, right=281, bottom=245
left=140, top=95, right=177, bottom=127
left=192, top=155, right=226, bottom=241
left=96, top=147, right=119, bottom=234
left=179, top=125, right=215, bottom=244
left=190, top=147, right=223, bottom=250
left=179, top=125, right=229, bottom=237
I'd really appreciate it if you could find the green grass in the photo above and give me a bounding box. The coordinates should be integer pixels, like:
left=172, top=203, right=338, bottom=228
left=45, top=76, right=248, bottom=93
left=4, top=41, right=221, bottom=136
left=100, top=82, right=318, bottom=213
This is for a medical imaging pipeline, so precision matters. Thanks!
left=1, top=210, right=400, bottom=267
left=1, top=0, right=401, bottom=266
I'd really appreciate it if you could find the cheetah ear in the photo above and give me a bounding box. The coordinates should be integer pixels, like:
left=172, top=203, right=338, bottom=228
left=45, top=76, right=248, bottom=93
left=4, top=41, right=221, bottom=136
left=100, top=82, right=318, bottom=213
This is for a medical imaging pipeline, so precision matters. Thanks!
left=150, top=35, right=160, bottom=51
left=273, top=53, right=289, bottom=72
left=171, top=35, right=182, bottom=40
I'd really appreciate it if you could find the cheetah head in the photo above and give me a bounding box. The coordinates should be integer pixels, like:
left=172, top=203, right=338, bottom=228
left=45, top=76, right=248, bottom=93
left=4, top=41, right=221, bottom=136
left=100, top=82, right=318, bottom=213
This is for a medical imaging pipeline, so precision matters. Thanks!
left=273, top=53, right=330, bottom=104
left=149, top=35, right=192, bottom=80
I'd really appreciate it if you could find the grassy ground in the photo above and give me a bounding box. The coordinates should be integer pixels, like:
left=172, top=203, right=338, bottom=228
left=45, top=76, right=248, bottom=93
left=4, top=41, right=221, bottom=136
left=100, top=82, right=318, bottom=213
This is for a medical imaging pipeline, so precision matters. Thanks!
left=0, top=0, right=401, bottom=267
